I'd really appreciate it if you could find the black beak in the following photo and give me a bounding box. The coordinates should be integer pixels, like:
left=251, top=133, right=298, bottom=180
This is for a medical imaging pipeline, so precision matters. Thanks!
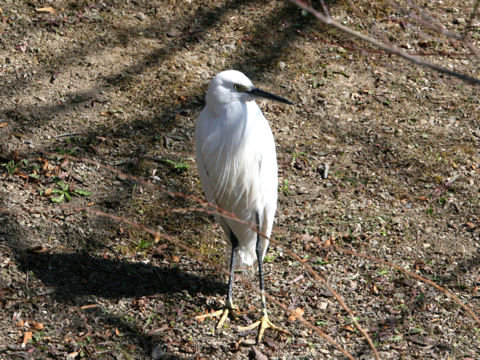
left=247, top=87, right=293, bottom=105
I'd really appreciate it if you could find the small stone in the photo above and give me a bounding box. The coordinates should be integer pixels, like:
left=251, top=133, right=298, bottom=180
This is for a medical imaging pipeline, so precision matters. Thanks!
left=242, top=339, right=256, bottom=346
left=248, top=347, right=268, bottom=360
left=453, top=17, right=466, bottom=25
left=135, top=12, right=147, bottom=21
left=278, top=61, right=286, bottom=70
left=319, top=302, right=328, bottom=310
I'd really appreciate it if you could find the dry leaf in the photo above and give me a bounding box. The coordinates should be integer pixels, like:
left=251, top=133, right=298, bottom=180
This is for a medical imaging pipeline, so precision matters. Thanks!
left=22, top=331, right=32, bottom=347
left=30, top=321, right=44, bottom=330
left=115, top=328, right=121, bottom=336
left=16, top=319, right=24, bottom=327
left=171, top=255, right=180, bottom=262
left=344, top=325, right=355, bottom=332
left=466, top=222, right=476, bottom=229
left=100, top=110, right=114, bottom=117
left=0, top=123, right=7, bottom=128
left=28, top=245, right=48, bottom=254
left=35, top=7, right=55, bottom=14
left=288, top=307, right=304, bottom=322
left=80, top=304, right=98, bottom=310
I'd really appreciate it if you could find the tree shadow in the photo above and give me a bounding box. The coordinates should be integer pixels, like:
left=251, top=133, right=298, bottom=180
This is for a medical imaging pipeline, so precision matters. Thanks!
left=18, top=252, right=224, bottom=300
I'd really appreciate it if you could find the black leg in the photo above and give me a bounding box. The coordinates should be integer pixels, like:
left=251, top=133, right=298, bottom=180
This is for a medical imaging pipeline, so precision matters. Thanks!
left=255, top=211, right=267, bottom=313
left=226, top=229, right=239, bottom=310
left=237, top=212, right=288, bottom=342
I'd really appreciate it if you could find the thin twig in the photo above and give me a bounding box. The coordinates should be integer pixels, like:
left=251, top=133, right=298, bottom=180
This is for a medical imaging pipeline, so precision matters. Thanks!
left=42, top=151, right=378, bottom=358
left=54, top=132, right=83, bottom=138
left=75, top=206, right=356, bottom=359
left=463, top=0, right=480, bottom=40
left=319, top=0, right=330, bottom=18
left=290, top=0, right=480, bottom=85
left=333, top=244, right=480, bottom=327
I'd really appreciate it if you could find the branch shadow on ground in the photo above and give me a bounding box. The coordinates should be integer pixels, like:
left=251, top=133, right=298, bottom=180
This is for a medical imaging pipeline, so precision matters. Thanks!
left=17, top=252, right=225, bottom=300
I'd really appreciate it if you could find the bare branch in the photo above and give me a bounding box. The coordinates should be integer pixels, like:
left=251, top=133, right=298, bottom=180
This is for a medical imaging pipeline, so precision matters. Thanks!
left=290, top=0, right=480, bottom=85
left=333, top=244, right=480, bottom=327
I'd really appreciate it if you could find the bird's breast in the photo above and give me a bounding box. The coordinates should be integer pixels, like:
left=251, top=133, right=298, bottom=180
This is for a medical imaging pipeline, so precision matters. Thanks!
left=199, top=101, right=277, bottom=218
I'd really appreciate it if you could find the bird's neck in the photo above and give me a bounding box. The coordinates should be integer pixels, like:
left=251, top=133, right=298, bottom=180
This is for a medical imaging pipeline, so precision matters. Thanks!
left=207, top=100, right=252, bottom=144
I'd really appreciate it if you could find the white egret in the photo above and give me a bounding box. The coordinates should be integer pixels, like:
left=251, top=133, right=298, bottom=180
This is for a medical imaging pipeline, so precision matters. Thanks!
left=195, top=70, right=292, bottom=343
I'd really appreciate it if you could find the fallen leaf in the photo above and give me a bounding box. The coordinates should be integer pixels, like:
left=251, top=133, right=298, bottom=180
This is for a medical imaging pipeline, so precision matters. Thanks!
left=66, top=352, right=79, bottom=359
left=27, top=246, right=49, bottom=254
left=172, top=255, right=180, bottom=262
left=115, top=328, right=121, bottom=336
left=344, top=325, right=355, bottom=332
left=80, top=304, right=98, bottom=310
left=58, top=171, right=68, bottom=179
left=100, top=110, right=114, bottom=117
left=0, top=123, right=7, bottom=128
left=35, top=7, right=56, bottom=14
left=30, top=321, right=44, bottom=330
left=16, top=319, right=24, bottom=327
left=288, top=307, right=304, bottom=322
left=21, top=331, right=32, bottom=347
left=466, top=222, right=476, bottom=229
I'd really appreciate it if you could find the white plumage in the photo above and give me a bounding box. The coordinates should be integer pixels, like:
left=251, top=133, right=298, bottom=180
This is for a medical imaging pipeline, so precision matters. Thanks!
left=194, top=70, right=292, bottom=343
left=195, top=70, right=277, bottom=266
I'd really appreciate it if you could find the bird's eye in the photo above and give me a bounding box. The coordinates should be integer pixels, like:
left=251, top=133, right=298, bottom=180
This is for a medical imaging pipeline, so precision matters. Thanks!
left=234, top=84, right=244, bottom=92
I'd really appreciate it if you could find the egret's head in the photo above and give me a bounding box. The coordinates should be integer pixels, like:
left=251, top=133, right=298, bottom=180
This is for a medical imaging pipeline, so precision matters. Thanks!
left=206, top=70, right=292, bottom=108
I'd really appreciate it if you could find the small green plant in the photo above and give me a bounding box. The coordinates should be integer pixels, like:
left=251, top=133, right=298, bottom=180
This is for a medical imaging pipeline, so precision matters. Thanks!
left=2, top=159, right=28, bottom=174
left=49, top=180, right=91, bottom=203
left=33, top=330, right=45, bottom=343
left=425, top=205, right=434, bottom=216
left=291, top=151, right=306, bottom=161
left=55, top=146, right=77, bottom=156
left=264, top=254, right=276, bottom=263
left=135, top=238, right=154, bottom=251
left=163, top=158, right=189, bottom=173
left=280, top=179, right=290, bottom=195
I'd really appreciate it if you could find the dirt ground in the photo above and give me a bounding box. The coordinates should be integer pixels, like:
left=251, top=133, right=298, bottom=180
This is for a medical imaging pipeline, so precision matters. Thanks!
left=1, top=0, right=480, bottom=359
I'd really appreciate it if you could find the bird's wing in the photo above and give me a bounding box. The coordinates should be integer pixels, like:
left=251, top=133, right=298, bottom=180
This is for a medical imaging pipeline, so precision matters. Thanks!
left=195, top=103, right=278, bottom=265
left=195, top=108, right=218, bottom=206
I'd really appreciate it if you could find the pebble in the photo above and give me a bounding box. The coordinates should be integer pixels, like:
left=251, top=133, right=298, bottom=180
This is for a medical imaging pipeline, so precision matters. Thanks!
left=278, top=61, right=286, bottom=70
left=453, top=17, right=466, bottom=25
left=319, top=302, right=328, bottom=310
left=135, top=12, right=147, bottom=21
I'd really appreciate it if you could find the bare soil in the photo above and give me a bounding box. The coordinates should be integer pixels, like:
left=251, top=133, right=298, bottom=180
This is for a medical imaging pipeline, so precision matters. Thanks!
left=1, top=1, right=480, bottom=359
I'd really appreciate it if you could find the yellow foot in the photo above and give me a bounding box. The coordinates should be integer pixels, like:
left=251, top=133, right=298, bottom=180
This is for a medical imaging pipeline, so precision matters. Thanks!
left=238, top=312, right=289, bottom=343
left=195, top=303, right=238, bottom=330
